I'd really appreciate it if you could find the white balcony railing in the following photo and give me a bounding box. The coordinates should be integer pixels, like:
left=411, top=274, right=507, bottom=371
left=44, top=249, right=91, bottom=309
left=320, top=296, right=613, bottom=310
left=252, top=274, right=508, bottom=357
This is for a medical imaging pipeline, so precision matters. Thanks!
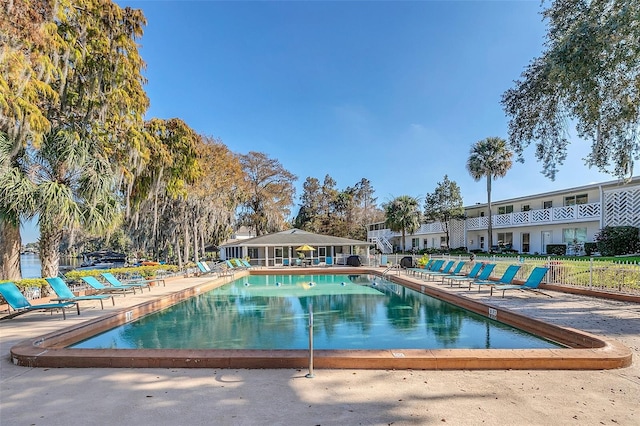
left=367, top=202, right=602, bottom=238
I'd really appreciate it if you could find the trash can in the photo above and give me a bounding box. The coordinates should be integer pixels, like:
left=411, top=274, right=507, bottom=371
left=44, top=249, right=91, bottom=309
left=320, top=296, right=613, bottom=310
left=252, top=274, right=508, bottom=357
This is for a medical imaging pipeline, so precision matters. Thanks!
left=400, top=256, right=414, bottom=269
left=346, top=255, right=362, bottom=267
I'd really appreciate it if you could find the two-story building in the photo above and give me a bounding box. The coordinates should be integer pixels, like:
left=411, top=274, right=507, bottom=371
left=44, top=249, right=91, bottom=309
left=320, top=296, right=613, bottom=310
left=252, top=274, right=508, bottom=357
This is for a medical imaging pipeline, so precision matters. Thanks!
left=368, top=177, right=640, bottom=255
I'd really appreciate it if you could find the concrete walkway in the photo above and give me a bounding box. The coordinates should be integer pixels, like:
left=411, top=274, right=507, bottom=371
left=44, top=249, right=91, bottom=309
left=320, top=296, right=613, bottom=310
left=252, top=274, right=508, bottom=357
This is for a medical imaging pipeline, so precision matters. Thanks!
left=1, top=272, right=639, bottom=425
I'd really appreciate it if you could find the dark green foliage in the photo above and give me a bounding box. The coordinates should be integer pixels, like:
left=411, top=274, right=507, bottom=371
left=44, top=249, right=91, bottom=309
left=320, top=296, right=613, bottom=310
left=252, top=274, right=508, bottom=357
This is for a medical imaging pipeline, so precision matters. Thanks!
left=546, top=244, right=567, bottom=256
left=583, top=242, right=598, bottom=256
left=595, top=226, right=640, bottom=256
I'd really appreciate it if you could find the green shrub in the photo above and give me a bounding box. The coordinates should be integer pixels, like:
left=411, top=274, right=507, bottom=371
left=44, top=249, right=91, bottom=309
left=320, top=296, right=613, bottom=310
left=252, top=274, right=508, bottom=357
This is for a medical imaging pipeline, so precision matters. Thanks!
left=584, top=242, right=598, bottom=256
left=416, top=254, right=430, bottom=267
left=66, top=264, right=179, bottom=281
left=595, top=226, right=640, bottom=256
left=546, top=244, right=566, bottom=256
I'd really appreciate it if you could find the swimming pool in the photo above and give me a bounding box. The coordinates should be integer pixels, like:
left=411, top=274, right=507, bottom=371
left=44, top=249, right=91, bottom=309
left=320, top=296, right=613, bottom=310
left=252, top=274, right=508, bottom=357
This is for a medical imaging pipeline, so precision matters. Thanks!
left=70, top=274, right=561, bottom=350
left=9, top=268, right=632, bottom=369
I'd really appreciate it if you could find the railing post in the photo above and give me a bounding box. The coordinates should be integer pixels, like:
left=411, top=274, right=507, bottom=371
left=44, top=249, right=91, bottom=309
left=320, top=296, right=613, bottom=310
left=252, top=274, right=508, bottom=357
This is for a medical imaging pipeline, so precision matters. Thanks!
left=589, top=257, right=593, bottom=289
left=306, top=303, right=314, bottom=378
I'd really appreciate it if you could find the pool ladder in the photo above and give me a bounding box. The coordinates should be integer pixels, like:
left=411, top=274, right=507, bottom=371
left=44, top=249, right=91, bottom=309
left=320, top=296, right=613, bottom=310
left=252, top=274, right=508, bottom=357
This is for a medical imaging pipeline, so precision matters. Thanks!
left=382, top=264, right=400, bottom=277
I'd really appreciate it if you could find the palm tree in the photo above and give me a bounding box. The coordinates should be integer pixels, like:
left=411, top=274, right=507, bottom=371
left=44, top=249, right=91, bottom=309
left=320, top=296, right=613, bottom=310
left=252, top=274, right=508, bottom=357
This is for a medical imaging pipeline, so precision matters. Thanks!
left=466, top=137, right=513, bottom=252
left=384, top=195, right=421, bottom=253
left=32, top=130, right=119, bottom=278
left=0, top=132, right=36, bottom=280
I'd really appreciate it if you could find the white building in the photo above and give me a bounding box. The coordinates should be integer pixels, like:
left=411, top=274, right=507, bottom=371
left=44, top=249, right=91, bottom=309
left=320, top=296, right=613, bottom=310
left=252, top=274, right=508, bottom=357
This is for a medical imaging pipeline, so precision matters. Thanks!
left=368, top=177, right=640, bottom=255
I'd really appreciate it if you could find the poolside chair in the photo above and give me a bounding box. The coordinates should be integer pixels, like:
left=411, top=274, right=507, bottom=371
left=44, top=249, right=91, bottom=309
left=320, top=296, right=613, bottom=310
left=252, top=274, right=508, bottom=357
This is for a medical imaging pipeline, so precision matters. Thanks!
left=240, top=259, right=258, bottom=269
left=81, top=276, right=138, bottom=296
left=325, top=256, right=333, bottom=267
left=491, top=266, right=550, bottom=297
left=101, top=272, right=151, bottom=292
left=282, top=259, right=290, bottom=267
left=45, top=277, right=115, bottom=309
left=313, top=259, right=320, bottom=266
left=469, top=264, right=521, bottom=292
left=0, top=282, right=79, bottom=320
left=442, top=262, right=484, bottom=285
left=435, top=261, right=466, bottom=284
left=449, top=263, right=495, bottom=287
left=421, top=260, right=455, bottom=281
left=121, top=271, right=166, bottom=287
left=407, top=259, right=433, bottom=276
left=196, top=261, right=215, bottom=276
left=417, top=259, right=444, bottom=280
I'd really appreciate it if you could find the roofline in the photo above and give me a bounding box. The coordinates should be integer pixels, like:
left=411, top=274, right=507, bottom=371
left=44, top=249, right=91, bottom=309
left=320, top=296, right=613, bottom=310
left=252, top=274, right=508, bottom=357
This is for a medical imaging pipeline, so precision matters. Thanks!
left=464, top=176, right=640, bottom=209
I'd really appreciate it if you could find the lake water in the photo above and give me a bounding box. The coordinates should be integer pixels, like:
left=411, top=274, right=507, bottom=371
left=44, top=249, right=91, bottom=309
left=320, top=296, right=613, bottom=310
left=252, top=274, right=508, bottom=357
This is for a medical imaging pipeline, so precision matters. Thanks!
left=20, top=254, right=81, bottom=279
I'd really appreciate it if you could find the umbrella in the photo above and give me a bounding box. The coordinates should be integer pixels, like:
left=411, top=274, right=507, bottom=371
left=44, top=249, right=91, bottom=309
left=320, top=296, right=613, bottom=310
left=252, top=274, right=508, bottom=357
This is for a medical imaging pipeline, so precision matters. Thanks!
left=296, top=245, right=315, bottom=264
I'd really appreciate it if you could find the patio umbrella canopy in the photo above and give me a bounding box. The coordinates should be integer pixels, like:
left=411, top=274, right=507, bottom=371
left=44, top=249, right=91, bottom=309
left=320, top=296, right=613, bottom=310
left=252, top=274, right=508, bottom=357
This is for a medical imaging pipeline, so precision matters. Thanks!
left=296, top=245, right=315, bottom=263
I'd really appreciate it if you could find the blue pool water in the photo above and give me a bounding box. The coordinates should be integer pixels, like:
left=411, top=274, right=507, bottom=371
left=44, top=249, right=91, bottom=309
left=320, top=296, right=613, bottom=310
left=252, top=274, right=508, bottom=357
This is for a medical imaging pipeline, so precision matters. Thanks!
left=71, top=274, right=562, bottom=350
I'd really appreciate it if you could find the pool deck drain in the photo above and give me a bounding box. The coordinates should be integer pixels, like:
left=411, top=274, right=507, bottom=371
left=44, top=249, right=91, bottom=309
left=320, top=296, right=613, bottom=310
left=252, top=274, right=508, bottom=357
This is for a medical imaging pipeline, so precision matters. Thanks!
left=5, top=267, right=633, bottom=370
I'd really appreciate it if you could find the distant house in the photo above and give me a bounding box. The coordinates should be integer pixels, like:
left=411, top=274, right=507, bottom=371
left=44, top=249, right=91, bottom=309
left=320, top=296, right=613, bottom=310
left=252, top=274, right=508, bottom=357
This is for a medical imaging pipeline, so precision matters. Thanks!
left=368, top=176, right=640, bottom=255
left=219, top=229, right=372, bottom=267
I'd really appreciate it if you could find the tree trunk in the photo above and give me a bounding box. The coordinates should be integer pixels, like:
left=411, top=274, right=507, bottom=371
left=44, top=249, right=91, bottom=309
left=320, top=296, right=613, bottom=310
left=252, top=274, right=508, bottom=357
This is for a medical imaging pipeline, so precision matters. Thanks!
left=40, top=223, right=63, bottom=278
left=192, top=217, right=199, bottom=263
left=401, top=228, right=406, bottom=253
left=486, top=174, right=493, bottom=252
left=182, top=220, right=190, bottom=264
left=175, top=237, right=183, bottom=270
left=0, top=218, right=22, bottom=280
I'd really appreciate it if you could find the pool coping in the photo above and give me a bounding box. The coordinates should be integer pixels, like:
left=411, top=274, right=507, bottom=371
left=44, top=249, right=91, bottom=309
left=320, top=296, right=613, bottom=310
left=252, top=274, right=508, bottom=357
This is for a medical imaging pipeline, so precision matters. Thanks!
left=9, top=268, right=632, bottom=370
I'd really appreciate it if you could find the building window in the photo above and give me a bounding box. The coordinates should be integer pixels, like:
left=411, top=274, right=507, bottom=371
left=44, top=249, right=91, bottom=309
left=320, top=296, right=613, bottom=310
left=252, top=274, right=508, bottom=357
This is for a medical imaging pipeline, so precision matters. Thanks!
left=440, top=236, right=447, bottom=248
left=498, top=205, right=514, bottom=214
left=563, top=227, right=587, bottom=243
left=497, top=232, right=513, bottom=250
left=543, top=200, right=553, bottom=209
left=248, top=247, right=259, bottom=259
left=522, top=233, right=530, bottom=253
left=522, top=204, right=530, bottom=212
left=423, top=238, right=428, bottom=247
left=565, top=194, right=588, bottom=206
left=411, top=238, right=419, bottom=249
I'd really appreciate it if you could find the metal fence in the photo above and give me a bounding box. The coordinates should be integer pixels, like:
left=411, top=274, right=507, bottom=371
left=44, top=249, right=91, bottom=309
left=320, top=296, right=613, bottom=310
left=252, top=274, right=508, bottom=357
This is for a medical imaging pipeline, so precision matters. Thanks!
left=383, top=253, right=640, bottom=295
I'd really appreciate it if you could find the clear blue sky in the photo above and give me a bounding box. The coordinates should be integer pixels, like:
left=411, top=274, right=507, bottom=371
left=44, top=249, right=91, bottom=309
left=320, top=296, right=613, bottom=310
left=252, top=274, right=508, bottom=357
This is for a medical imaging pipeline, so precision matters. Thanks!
left=21, top=0, right=616, bottom=243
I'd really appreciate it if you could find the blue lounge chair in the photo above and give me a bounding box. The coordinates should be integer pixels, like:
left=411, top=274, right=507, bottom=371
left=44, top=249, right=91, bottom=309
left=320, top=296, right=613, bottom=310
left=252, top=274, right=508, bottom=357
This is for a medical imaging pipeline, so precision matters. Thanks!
left=0, top=282, right=79, bottom=320
left=491, top=266, right=550, bottom=297
left=282, top=259, right=290, bottom=267
left=443, top=262, right=483, bottom=285
left=80, top=276, right=137, bottom=296
left=436, top=261, right=466, bottom=283
left=469, top=264, right=521, bottom=291
left=325, top=256, right=333, bottom=267
left=408, top=259, right=434, bottom=276
left=196, top=261, right=215, bottom=276
left=417, top=259, right=444, bottom=279
left=450, top=263, right=495, bottom=287
left=45, top=277, right=115, bottom=309
left=422, top=260, right=455, bottom=280
left=101, top=272, right=151, bottom=292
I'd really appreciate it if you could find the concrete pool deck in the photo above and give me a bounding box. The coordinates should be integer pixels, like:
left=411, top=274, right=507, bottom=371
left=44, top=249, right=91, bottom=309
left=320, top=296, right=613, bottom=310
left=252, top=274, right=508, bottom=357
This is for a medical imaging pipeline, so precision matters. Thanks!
left=1, top=268, right=639, bottom=424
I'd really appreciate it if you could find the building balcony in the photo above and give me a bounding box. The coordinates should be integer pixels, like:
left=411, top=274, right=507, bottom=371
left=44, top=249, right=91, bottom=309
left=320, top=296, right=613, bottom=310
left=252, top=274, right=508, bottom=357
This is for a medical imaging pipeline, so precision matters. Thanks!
left=367, top=202, right=602, bottom=238
left=465, top=202, right=601, bottom=230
